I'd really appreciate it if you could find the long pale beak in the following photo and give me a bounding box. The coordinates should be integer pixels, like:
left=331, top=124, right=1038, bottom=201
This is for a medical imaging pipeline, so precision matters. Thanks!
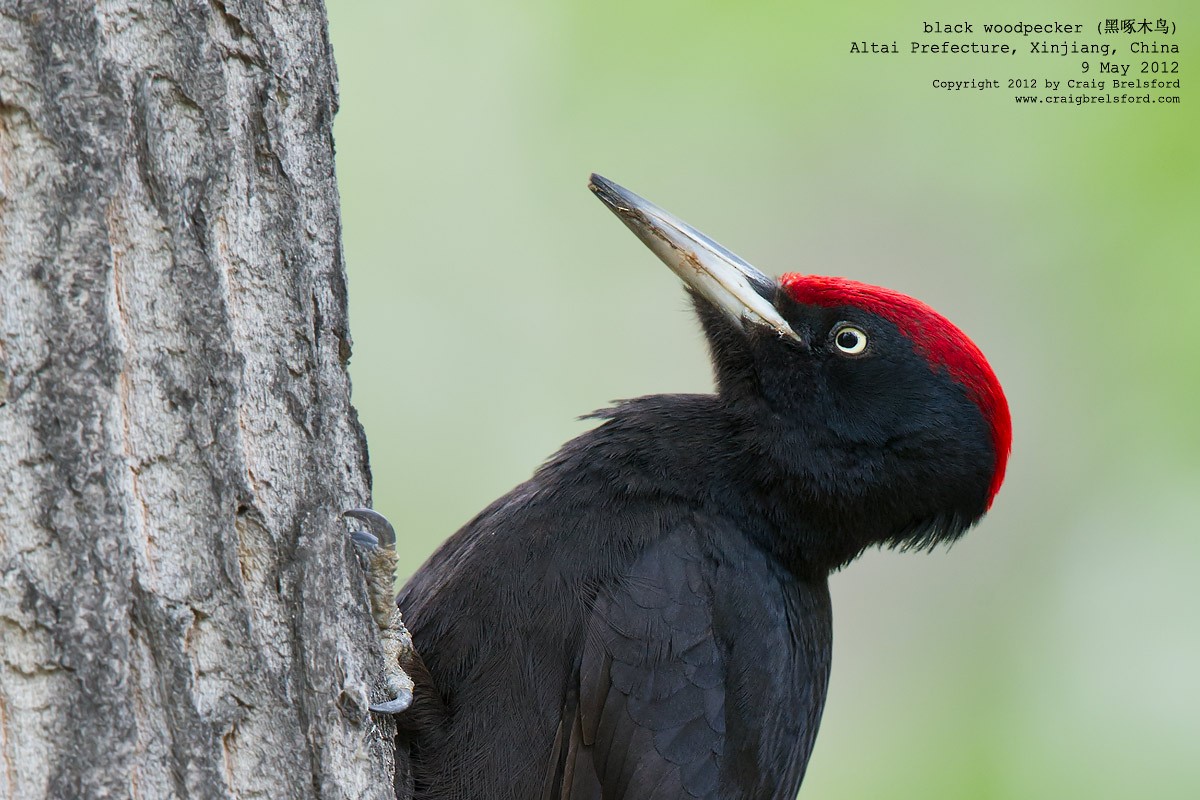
left=588, top=174, right=800, bottom=342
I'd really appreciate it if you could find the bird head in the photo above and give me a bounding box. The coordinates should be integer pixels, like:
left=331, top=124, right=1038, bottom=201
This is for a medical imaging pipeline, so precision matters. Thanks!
left=589, top=175, right=1010, bottom=563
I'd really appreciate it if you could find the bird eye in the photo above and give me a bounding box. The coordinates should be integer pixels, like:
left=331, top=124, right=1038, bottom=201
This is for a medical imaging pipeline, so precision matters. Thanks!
left=833, top=325, right=868, bottom=355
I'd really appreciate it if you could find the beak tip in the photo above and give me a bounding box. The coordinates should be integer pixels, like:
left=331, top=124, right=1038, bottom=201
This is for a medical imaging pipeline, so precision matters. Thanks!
left=588, top=173, right=622, bottom=211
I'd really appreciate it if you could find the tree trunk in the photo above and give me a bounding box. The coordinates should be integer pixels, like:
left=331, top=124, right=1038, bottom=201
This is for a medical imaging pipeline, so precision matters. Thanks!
left=0, top=1, right=403, bottom=797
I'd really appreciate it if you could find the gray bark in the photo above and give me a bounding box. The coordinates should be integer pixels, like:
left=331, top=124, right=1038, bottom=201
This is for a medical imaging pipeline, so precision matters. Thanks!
left=0, top=1, right=403, bottom=797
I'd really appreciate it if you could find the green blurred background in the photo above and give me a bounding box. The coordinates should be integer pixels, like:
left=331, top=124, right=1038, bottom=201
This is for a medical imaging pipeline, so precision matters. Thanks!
left=327, top=1, right=1198, bottom=797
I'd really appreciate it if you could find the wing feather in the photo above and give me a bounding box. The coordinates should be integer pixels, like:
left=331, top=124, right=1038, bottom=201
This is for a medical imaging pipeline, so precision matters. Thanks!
left=543, top=528, right=724, bottom=799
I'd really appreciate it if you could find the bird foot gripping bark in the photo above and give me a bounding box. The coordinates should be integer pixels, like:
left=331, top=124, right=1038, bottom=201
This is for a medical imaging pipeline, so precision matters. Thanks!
left=343, top=508, right=416, bottom=714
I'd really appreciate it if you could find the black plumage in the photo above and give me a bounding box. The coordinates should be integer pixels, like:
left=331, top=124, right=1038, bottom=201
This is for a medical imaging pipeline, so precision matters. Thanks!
left=387, top=177, right=1010, bottom=799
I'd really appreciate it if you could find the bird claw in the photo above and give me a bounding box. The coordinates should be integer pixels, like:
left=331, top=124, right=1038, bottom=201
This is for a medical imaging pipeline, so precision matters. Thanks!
left=349, top=530, right=381, bottom=550
left=369, top=687, right=413, bottom=715
left=343, top=507, right=396, bottom=548
left=343, top=507, right=414, bottom=716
